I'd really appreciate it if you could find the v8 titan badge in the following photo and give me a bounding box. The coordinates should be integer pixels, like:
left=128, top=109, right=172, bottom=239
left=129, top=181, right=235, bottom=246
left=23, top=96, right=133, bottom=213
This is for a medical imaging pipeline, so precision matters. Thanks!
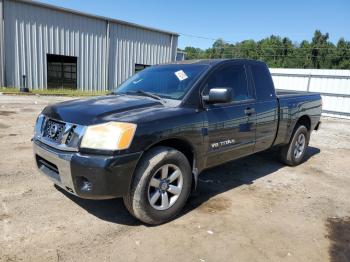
left=211, top=139, right=236, bottom=149
left=174, top=70, right=188, bottom=81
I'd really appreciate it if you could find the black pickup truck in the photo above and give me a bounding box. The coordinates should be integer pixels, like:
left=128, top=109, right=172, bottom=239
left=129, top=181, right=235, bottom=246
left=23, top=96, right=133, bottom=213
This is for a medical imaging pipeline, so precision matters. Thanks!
left=33, top=59, right=322, bottom=224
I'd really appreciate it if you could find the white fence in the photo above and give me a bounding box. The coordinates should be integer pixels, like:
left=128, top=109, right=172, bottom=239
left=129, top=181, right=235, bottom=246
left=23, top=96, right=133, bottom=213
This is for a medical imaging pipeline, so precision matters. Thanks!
left=270, top=68, right=350, bottom=119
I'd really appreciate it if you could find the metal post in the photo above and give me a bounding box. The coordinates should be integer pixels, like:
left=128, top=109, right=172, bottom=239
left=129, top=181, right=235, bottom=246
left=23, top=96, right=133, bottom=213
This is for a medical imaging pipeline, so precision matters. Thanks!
left=20, top=75, right=29, bottom=92
left=306, top=74, right=312, bottom=92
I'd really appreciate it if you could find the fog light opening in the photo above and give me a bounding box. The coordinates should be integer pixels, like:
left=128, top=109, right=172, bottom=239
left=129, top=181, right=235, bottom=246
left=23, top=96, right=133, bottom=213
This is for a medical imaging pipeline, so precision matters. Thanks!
left=80, top=177, right=93, bottom=192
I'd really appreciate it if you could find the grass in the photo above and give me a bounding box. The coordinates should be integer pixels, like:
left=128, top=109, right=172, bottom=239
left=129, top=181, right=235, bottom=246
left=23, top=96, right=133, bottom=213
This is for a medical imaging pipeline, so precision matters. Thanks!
left=0, top=87, right=108, bottom=97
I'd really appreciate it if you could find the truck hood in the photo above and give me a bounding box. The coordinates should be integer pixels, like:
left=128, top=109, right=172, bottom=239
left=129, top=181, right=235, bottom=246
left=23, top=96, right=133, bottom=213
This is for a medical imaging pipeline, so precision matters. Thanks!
left=42, top=95, right=166, bottom=125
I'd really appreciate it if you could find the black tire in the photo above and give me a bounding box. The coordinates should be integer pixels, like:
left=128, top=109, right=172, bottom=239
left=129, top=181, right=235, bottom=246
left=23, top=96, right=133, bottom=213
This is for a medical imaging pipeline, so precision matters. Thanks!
left=279, top=124, right=310, bottom=166
left=123, top=146, right=192, bottom=225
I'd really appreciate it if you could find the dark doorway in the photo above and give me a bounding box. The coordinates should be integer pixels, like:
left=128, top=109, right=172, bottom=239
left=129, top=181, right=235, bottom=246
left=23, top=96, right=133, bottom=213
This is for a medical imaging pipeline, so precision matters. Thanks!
left=134, top=64, right=149, bottom=74
left=47, top=54, right=77, bottom=89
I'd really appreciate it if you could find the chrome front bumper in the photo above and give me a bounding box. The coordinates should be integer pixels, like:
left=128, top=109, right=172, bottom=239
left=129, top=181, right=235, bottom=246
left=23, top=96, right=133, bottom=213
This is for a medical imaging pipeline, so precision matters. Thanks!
left=33, top=140, right=77, bottom=194
left=33, top=139, right=142, bottom=199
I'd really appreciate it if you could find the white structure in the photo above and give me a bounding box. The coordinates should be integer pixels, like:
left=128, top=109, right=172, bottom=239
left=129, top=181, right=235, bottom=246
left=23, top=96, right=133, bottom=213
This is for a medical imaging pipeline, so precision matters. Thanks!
left=0, top=0, right=178, bottom=91
left=270, top=68, right=350, bottom=119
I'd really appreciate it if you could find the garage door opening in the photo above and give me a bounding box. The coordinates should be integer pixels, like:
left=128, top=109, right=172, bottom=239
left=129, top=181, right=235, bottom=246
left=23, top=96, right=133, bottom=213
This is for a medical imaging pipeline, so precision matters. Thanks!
left=47, top=54, right=77, bottom=89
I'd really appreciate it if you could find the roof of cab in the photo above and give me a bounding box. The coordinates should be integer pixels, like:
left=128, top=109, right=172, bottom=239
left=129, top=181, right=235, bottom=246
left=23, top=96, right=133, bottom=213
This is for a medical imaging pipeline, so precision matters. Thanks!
left=170, top=59, right=266, bottom=67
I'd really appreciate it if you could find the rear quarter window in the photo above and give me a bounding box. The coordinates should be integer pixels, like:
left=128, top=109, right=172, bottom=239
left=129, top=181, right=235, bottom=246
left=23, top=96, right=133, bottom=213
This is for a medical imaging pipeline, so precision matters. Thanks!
left=251, top=64, right=276, bottom=101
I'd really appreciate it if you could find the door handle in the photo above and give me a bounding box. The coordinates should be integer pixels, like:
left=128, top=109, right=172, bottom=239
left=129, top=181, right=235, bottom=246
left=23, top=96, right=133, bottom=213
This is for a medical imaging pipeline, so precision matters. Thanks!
left=244, top=107, right=255, bottom=116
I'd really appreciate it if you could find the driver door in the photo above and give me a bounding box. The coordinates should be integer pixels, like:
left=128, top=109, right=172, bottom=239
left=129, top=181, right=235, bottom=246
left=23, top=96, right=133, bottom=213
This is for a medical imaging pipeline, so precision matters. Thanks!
left=203, top=62, right=257, bottom=168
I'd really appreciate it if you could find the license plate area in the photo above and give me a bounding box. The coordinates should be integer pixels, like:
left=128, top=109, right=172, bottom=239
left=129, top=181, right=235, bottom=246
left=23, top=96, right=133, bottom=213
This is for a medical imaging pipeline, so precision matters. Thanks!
left=36, top=155, right=61, bottom=182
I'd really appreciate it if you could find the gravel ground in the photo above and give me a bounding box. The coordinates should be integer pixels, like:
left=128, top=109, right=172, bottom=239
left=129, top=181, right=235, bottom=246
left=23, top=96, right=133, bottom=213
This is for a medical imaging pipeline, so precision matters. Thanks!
left=0, top=95, right=349, bottom=262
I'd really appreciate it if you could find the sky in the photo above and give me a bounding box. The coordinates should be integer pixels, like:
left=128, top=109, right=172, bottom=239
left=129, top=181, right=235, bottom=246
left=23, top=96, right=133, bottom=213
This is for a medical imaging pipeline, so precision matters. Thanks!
left=40, top=0, right=349, bottom=49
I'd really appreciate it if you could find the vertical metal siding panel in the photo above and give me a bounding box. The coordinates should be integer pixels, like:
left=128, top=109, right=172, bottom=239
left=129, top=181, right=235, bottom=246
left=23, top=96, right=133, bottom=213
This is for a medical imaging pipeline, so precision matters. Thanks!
left=79, top=23, right=84, bottom=90
left=113, top=24, right=117, bottom=86
left=99, top=29, right=102, bottom=91
left=116, top=25, right=120, bottom=86
left=114, top=24, right=119, bottom=86
left=89, top=31, right=93, bottom=90
left=127, top=27, right=131, bottom=78
left=118, top=25, right=123, bottom=85
left=113, top=24, right=117, bottom=87
left=172, top=36, right=178, bottom=62
left=14, top=9, right=19, bottom=87
left=19, top=11, right=25, bottom=86
left=37, top=21, right=42, bottom=88
left=125, top=27, right=130, bottom=79
left=129, top=32, right=133, bottom=77
left=132, top=30, right=137, bottom=72
left=123, top=27, right=128, bottom=81
left=121, top=26, right=125, bottom=84
left=141, top=30, right=146, bottom=65
left=97, top=34, right=101, bottom=91
left=107, top=23, right=114, bottom=89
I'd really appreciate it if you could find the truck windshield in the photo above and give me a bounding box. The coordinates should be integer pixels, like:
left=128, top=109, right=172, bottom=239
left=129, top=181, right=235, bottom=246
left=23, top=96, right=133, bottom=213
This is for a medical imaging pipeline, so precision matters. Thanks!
left=114, top=64, right=208, bottom=100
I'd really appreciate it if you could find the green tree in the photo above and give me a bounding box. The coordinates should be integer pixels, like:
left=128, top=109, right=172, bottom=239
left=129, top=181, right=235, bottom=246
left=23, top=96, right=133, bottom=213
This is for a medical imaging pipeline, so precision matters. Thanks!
left=182, top=30, right=350, bottom=69
left=311, top=30, right=331, bottom=68
left=334, top=38, right=350, bottom=69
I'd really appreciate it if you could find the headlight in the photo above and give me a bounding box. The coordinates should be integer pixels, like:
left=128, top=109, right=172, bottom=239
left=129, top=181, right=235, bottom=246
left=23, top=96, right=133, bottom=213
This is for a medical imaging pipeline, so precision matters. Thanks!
left=80, top=122, right=137, bottom=151
left=34, top=114, right=45, bottom=138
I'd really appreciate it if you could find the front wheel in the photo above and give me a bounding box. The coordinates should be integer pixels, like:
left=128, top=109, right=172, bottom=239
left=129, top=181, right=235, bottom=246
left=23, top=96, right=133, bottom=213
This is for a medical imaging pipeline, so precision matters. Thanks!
left=123, top=146, right=192, bottom=225
left=279, top=125, right=310, bottom=166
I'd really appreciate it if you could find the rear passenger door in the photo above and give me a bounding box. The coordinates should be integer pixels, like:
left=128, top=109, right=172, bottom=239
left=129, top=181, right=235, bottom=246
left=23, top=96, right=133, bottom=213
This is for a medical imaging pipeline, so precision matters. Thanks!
left=203, top=62, right=257, bottom=168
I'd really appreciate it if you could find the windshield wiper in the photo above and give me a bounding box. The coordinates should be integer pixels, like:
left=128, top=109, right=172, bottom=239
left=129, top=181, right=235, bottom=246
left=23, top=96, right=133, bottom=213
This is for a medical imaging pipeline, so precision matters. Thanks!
left=128, top=90, right=165, bottom=102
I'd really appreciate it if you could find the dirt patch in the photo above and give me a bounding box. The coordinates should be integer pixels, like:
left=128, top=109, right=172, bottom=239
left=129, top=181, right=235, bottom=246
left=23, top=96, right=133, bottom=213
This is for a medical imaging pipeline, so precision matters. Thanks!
left=0, top=110, right=17, bottom=116
left=197, top=196, right=231, bottom=213
left=19, top=108, right=37, bottom=113
left=0, top=213, right=10, bottom=221
left=327, top=217, right=350, bottom=262
left=15, top=144, right=32, bottom=150
left=0, top=122, right=10, bottom=129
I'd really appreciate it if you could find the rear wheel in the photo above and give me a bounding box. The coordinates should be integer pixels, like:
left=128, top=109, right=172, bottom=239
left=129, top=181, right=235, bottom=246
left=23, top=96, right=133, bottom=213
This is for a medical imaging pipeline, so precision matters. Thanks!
left=279, top=125, right=309, bottom=166
left=123, top=146, right=192, bottom=225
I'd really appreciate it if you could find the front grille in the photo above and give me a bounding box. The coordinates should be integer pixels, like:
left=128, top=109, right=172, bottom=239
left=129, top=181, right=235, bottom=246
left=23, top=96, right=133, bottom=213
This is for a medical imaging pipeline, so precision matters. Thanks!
left=43, top=119, right=66, bottom=143
left=36, top=116, right=84, bottom=151
left=65, top=126, right=76, bottom=145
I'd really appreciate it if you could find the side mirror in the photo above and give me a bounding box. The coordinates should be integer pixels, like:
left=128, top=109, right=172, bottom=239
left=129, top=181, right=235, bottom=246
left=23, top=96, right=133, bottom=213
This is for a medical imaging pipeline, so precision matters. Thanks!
left=203, top=88, right=233, bottom=104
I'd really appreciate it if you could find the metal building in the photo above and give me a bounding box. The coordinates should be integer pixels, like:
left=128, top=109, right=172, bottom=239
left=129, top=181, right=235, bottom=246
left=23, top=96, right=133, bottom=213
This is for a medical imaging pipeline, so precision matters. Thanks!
left=0, top=0, right=178, bottom=91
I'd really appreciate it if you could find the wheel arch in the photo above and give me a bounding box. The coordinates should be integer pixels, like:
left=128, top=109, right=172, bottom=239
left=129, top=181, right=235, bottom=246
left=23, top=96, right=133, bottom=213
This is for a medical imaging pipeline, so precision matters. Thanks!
left=296, top=114, right=311, bottom=131
left=287, top=114, right=312, bottom=144
left=146, top=137, right=196, bottom=170
left=143, top=137, right=199, bottom=190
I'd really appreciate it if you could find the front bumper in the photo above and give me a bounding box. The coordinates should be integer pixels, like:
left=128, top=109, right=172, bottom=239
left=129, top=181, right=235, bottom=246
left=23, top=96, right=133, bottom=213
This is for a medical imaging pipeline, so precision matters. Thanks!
left=33, top=139, right=142, bottom=199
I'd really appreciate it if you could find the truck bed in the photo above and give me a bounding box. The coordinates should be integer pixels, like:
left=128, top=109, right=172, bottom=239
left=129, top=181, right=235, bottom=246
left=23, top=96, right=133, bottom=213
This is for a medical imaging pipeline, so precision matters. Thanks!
left=276, top=89, right=318, bottom=97
left=274, top=89, right=322, bottom=146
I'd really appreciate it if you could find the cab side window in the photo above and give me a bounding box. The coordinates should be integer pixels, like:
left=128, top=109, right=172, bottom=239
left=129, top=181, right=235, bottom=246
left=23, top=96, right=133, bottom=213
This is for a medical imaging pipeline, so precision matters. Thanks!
left=250, top=64, right=276, bottom=101
left=203, top=64, right=251, bottom=101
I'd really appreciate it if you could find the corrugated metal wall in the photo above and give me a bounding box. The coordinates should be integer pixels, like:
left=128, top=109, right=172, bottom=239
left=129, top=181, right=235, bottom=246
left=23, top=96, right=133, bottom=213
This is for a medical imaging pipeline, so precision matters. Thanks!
left=3, top=0, right=178, bottom=91
left=270, top=68, right=350, bottom=119
left=108, top=22, right=178, bottom=88
left=4, top=0, right=108, bottom=90
left=0, top=0, right=4, bottom=87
